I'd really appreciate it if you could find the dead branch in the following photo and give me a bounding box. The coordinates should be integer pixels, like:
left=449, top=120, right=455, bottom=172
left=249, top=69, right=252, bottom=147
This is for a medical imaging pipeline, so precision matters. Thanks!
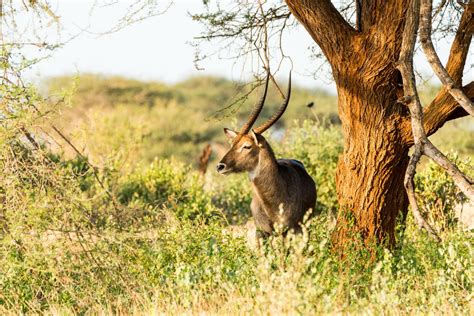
left=419, top=0, right=474, bottom=116
left=398, top=0, right=474, bottom=240
left=423, top=141, right=474, bottom=197
left=397, top=0, right=440, bottom=241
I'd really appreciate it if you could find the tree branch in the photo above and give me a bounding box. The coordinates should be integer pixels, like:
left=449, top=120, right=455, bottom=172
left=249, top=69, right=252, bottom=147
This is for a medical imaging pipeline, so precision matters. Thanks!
left=284, top=0, right=356, bottom=63
left=402, top=82, right=473, bottom=145
left=443, top=2, right=474, bottom=84
left=397, top=0, right=440, bottom=241
left=419, top=0, right=474, bottom=116
left=423, top=142, right=474, bottom=199
left=360, top=0, right=410, bottom=33
left=423, top=81, right=474, bottom=138
left=398, top=0, right=473, bottom=240
left=356, top=0, right=362, bottom=31
left=402, top=2, right=474, bottom=144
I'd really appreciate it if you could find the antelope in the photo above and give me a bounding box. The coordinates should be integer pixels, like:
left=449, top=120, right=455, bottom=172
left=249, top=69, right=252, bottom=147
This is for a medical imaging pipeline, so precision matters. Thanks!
left=217, top=73, right=317, bottom=238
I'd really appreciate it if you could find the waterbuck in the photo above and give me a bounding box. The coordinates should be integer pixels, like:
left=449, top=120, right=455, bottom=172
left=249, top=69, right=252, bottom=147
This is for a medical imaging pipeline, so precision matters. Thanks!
left=216, top=73, right=317, bottom=238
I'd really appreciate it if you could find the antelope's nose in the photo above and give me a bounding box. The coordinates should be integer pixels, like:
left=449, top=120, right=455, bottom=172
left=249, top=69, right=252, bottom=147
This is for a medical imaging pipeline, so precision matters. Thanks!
left=216, top=163, right=226, bottom=173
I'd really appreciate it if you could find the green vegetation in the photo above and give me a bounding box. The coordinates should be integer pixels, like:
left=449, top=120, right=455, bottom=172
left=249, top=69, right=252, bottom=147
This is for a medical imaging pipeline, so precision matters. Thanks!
left=0, top=75, right=473, bottom=314
left=44, top=74, right=337, bottom=166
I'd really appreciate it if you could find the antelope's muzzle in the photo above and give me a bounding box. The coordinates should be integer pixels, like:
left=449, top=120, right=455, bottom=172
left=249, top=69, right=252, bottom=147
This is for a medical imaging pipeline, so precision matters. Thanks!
left=216, top=162, right=232, bottom=175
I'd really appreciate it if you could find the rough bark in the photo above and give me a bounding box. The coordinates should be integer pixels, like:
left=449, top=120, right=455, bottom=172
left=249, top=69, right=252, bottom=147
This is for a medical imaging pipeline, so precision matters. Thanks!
left=333, top=89, right=410, bottom=246
left=287, top=0, right=412, bottom=247
left=284, top=0, right=472, bottom=248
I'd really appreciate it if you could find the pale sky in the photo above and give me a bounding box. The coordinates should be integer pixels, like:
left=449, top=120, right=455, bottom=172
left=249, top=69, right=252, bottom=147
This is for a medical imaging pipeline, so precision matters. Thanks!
left=19, top=0, right=472, bottom=93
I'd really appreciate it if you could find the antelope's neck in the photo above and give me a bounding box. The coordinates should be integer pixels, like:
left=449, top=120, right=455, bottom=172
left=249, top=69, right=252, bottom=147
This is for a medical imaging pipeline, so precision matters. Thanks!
left=249, top=145, right=281, bottom=202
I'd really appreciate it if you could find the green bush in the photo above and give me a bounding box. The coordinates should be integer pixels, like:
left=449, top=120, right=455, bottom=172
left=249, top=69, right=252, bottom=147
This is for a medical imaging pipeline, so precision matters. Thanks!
left=211, top=173, right=253, bottom=225
left=1, top=82, right=473, bottom=314
left=45, top=74, right=339, bottom=167
left=1, top=143, right=247, bottom=313
left=276, top=120, right=342, bottom=216
left=415, top=155, right=473, bottom=231
left=117, top=159, right=219, bottom=221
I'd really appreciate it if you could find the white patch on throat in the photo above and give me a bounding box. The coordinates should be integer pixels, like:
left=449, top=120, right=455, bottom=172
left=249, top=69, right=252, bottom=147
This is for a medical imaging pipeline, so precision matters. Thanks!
left=248, top=155, right=261, bottom=181
left=248, top=168, right=258, bottom=181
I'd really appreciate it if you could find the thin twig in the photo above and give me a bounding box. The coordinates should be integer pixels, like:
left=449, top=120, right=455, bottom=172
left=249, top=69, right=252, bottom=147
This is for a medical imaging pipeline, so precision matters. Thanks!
left=257, top=0, right=285, bottom=99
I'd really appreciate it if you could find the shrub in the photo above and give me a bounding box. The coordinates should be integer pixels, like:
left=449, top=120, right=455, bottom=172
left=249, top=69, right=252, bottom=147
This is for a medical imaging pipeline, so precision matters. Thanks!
left=117, top=159, right=219, bottom=221
left=211, top=173, right=253, bottom=225
left=415, top=155, right=473, bottom=231
left=276, top=120, right=343, bottom=216
left=1, top=115, right=472, bottom=314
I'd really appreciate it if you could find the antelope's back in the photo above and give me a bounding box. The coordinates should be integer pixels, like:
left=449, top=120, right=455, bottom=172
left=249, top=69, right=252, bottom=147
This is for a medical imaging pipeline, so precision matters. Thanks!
left=277, top=159, right=317, bottom=215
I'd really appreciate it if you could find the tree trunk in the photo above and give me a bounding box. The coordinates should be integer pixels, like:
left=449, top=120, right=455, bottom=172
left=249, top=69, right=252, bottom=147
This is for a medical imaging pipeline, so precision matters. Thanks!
left=332, top=74, right=410, bottom=248
left=284, top=0, right=413, bottom=248
left=284, top=0, right=473, bottom=249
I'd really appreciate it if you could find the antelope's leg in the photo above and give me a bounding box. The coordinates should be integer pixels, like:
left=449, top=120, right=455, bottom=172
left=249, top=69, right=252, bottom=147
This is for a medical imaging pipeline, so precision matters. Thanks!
left=251, top=199, right=273, bottom=235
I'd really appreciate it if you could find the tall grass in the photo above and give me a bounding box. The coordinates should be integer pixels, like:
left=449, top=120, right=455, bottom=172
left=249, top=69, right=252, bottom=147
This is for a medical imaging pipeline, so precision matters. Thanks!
left=0, top=76, right=472, bottom=314
left=1, top=119, right=472, bottom=314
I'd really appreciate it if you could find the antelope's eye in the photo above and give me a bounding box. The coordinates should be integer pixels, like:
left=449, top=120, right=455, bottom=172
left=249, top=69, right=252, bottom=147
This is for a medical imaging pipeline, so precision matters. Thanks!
left=242, top=144, right=252, bottom=150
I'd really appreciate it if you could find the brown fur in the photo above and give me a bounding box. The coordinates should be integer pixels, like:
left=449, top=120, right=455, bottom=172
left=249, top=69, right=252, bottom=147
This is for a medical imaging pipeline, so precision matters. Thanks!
left=217, top=130, right=317, bottom=236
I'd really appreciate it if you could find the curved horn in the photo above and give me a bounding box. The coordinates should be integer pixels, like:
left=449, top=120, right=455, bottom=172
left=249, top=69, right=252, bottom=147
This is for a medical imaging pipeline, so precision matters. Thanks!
left=239, top=72, right=270, bottom=135
left=254, top=72, right=291, bottom=134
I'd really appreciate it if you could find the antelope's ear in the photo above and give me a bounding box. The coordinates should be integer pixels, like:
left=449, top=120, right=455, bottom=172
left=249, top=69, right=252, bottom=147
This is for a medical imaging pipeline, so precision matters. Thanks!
left=250, top=129, right=261, bottom=146
left=224, top=128, right=238, bottom=139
